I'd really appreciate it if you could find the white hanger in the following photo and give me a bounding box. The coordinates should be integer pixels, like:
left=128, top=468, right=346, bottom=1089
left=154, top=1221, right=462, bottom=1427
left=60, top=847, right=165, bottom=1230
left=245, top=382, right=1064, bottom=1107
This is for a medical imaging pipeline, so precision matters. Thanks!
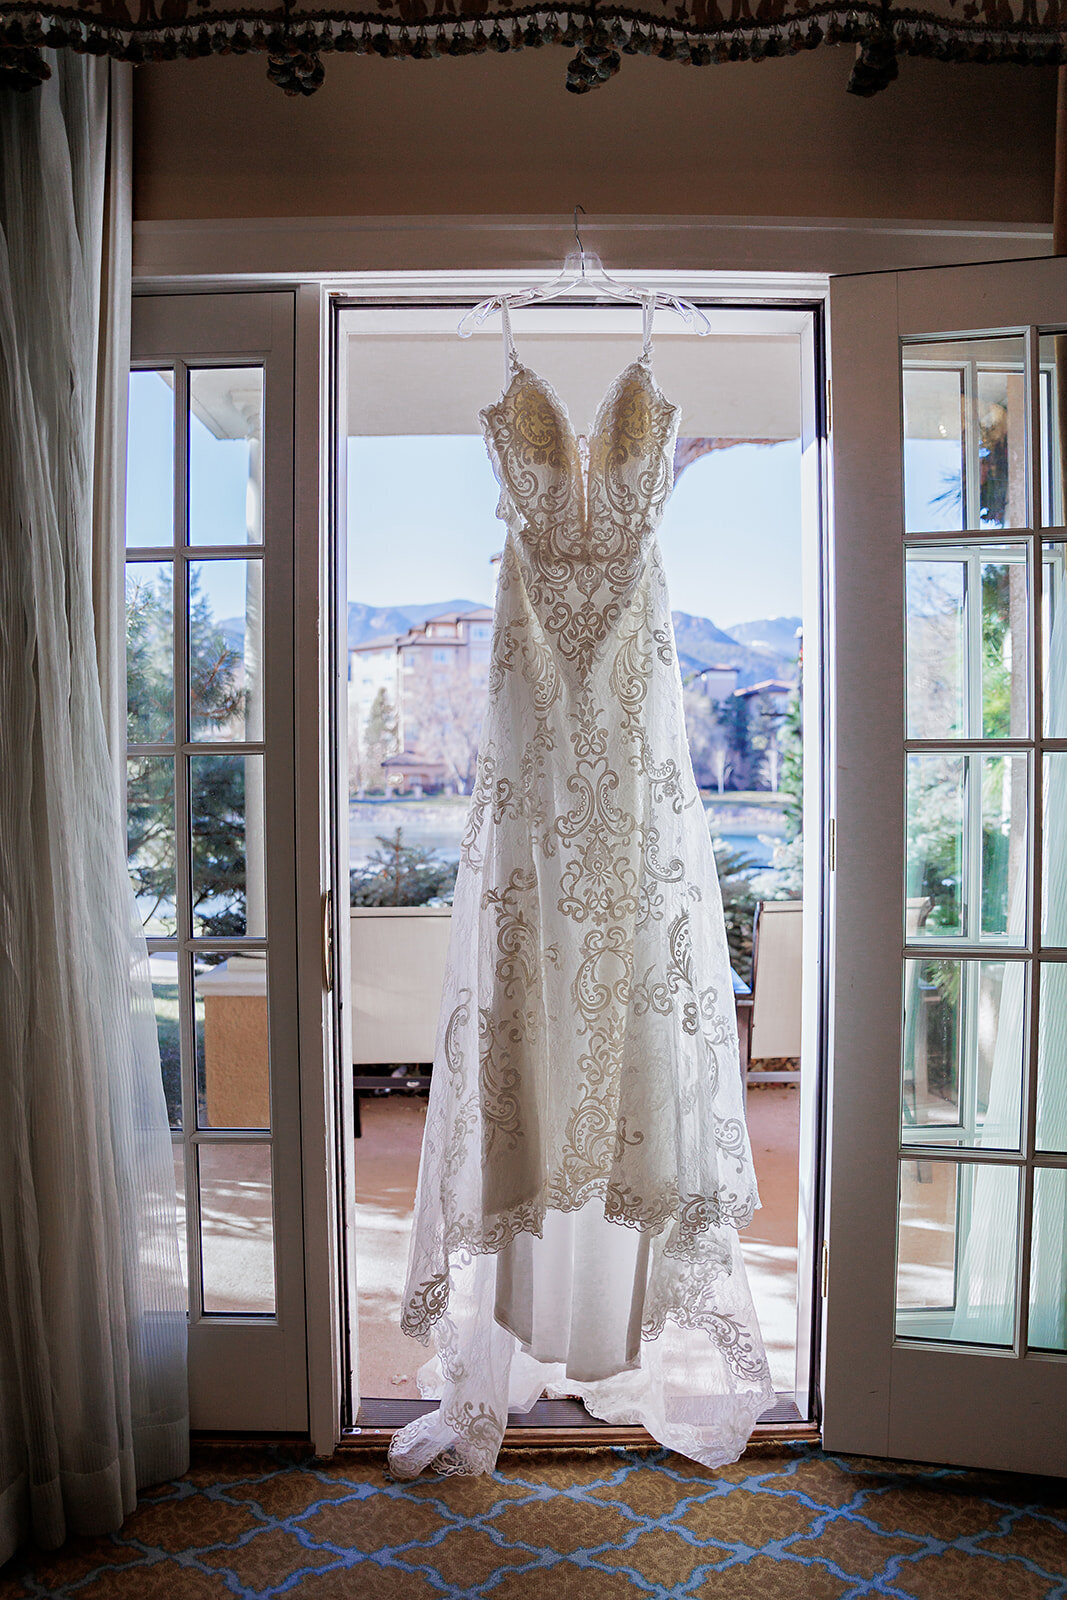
left=457, top=206, right=711, bottom=340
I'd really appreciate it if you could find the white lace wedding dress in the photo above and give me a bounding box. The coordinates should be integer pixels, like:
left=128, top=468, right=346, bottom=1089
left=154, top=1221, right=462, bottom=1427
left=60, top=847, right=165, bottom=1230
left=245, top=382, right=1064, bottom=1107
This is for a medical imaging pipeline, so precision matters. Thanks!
left=387, top=309, right=773, bottom=1478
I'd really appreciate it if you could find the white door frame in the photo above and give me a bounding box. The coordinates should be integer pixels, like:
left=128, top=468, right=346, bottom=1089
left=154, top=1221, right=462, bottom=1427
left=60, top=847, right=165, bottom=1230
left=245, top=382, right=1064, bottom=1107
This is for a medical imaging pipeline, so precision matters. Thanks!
left=328, top=277, right=832, bottom=1439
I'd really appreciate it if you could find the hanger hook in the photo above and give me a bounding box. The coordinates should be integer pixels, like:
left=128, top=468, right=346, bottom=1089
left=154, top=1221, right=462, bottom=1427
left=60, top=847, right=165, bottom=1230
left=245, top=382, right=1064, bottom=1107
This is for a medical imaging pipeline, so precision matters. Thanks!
left=573, top=204, right=586, bottom=272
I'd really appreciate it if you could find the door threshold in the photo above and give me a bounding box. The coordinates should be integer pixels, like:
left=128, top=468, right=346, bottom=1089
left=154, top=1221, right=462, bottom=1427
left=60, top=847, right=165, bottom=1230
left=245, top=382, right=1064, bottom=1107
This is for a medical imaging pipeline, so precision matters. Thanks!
left=343, top=1394, right=818, bottom=1451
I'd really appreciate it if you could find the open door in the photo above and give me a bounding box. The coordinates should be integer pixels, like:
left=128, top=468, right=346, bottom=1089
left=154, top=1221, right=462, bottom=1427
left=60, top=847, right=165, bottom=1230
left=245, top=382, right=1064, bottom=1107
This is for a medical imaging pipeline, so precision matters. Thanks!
left=826, top=256, right=1067, bottom=1473
left=128, top=292, right=307, bottom=1431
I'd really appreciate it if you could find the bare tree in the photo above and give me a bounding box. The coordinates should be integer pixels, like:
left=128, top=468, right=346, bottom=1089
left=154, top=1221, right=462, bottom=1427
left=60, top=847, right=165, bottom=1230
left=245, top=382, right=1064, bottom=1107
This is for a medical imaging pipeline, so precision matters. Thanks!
left=348, top=691, right=366, bottom=798
left=363, top=687, right=399, bottom=794
left=709, top=740, right=733, bottom=796
left=673, top=436, right=777, bottom=484
left=408, top=658, right=487, bottom=793
left=682, top=685, right=735, bottom=791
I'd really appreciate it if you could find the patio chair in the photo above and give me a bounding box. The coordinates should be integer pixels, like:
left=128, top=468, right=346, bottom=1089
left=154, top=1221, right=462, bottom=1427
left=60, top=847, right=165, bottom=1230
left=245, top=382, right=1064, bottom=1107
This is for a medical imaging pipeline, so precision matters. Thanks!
left=746, top=899, right=803, bottom=1087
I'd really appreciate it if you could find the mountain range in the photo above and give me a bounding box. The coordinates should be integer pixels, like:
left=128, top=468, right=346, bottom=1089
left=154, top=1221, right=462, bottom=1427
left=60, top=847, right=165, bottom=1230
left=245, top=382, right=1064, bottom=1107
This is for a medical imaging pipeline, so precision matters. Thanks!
left=347, top=602, right=800, bottom=689
left=346, top=598, right=482, bottom=650
left=670, top=611, right=798, bottom=689
left=727, top=616, right=802, bottom=659
left=219, top=599, right=487, bottom=657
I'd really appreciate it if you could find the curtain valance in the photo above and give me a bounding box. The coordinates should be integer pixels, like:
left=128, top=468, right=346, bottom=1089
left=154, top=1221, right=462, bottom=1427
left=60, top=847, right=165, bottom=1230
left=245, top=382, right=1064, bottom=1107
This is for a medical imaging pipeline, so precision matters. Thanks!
left=0, top=1, right=1062, bottom=98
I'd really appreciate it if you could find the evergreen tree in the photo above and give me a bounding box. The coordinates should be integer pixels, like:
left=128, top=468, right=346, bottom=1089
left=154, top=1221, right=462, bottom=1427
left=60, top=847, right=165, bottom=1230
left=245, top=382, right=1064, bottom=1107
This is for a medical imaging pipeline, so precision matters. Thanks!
left=980, top=561, right=1012, bottom=738
left=350, top=828, right=458, bottom=907
left=778, top=687, right=804, bottom=841
left=126, top=568, right=250, bottom=937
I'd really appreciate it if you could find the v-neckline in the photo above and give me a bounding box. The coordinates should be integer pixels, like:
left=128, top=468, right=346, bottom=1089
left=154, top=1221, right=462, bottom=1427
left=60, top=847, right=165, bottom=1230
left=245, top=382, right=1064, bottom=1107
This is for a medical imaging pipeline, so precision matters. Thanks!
left=484, top=357, right=674, bottom=457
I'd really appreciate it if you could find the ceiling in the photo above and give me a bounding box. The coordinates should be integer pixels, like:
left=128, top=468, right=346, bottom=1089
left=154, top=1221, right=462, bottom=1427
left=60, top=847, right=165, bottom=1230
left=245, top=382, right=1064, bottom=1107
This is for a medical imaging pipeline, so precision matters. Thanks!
left=344, top=308, right=804, bottom=440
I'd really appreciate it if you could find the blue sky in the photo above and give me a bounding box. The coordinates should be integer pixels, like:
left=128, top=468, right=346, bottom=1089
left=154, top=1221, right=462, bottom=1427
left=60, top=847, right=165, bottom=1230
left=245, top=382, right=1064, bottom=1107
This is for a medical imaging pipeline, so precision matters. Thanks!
left=126, top=371, right=174, bottom=550
left=347, top=434, right=803, bottom=630
left=903, top=439, right=965, bottom=533
left=126, top=369, right=260, bottom=620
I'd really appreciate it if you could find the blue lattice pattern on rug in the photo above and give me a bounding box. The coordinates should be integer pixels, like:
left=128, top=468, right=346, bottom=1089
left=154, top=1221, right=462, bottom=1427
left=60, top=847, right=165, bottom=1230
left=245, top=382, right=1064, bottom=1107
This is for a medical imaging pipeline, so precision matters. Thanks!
left=2, top=1442, right=1066, bottom=1599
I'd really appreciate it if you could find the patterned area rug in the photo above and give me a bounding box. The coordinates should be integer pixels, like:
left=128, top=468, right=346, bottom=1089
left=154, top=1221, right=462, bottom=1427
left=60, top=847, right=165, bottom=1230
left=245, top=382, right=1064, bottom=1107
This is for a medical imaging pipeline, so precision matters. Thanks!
left=2, top=1442, right=1066, bottom=1599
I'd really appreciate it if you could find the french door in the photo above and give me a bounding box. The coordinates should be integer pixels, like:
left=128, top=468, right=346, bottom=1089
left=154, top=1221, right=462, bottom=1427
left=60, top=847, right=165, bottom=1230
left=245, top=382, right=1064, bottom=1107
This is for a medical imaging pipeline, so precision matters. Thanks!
left=826, top=256, right=1067, bottom=1473
left=128, top=292, right=307, bottom=1431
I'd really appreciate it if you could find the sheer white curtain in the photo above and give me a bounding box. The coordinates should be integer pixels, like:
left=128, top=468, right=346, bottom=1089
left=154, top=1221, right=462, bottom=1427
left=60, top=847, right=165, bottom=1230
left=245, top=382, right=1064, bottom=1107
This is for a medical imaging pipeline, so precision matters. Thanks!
left=0, top=53, right=188, bottom=1563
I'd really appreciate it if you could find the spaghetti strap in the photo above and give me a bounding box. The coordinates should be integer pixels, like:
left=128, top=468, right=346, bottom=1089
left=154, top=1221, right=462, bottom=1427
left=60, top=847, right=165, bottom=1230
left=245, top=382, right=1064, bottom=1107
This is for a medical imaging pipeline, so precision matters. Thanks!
left=501, top=300, right=520, bottom=385
left=641, top=297, right=655, bottom=362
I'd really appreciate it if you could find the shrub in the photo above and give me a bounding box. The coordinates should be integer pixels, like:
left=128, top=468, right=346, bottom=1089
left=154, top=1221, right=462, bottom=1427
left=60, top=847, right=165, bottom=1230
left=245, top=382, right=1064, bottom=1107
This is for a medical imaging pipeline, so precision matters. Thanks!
left=350, top=828, right=458, bottom=908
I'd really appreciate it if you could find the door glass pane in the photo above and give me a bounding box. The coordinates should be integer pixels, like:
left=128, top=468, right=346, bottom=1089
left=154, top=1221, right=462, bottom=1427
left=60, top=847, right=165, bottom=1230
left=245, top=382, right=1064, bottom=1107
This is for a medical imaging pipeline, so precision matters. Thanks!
left=978, top=553, right=1029, bottom=739
left=198, top=1142, right=276, bottom=1314
left=189, top=753, right=266, bottom=938
left=906, top=753, right=964, bottom=938
left=151, top=951, right=183, bottom=1130
left=906, top=752, right=1028, bottom=944
left=902, top=958, right=1024, bottom=1151
left=173, top=1142, right=188, bottom=1295
left=188, top=367, right=264, bottom=546
left=189, top=560, right=264, bottom=742
left=896, top=1158, right=1018, bottom=1346
left=903, top=338, right=1027, bottom=533
left=1036, top=963, right=1067, bottom=1152
left=1042, top=542, right=1067, bottom=736
left=126, top=562, right=174, bottom=744
left=976, top=367, right=1027, bottom=530
left=1041, top=754, right=1067, bottom=947
left=126, top=369, right=174, bottom=549
left=979, top=754, right=1028, bottom=943
left=1039, top=332, right=1066, bottom=529
left=194, top=951, right=270, bottom=1130
left=906, top=555, right=964, bottom=739
left=905, top=546, right=1029, bottom=741
left=127, top=754, right=177, bottom=936
left=1029, top=1167, right=1067, bottom=1351
left=903, top=366, right=964, bottom=532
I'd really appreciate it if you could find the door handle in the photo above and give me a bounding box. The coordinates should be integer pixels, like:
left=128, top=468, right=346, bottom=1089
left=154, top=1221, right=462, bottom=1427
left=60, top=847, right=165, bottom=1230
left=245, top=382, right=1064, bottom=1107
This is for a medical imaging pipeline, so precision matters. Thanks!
left=321, top=888, right=334, bottom=993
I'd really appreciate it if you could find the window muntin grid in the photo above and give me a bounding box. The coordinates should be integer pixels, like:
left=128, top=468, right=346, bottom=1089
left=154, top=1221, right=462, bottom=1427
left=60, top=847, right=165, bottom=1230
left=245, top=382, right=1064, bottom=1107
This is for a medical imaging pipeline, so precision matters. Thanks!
left=125, top=361, right=276, bottom=1320
left=896, top=333, right=1067, bottom=1354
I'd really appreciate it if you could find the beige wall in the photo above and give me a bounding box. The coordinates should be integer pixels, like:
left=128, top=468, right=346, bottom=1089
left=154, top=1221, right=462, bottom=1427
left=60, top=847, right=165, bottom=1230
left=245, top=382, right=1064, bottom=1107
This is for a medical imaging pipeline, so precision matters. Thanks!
left=133, top=47, right=1055, bottom=228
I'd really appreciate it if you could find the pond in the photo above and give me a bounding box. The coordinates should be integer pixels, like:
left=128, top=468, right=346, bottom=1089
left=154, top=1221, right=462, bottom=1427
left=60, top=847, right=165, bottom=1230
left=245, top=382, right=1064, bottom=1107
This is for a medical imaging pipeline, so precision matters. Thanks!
left=350, top=795, right=789, bottom=871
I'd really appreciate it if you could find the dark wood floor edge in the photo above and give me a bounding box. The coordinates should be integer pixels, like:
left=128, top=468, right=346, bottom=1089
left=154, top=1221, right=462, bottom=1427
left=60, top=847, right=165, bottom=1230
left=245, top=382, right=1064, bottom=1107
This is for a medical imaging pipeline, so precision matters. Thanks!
left=357, top=1394, right=806, bottom=1429
left=338, top=1422, right=822, bottom=1451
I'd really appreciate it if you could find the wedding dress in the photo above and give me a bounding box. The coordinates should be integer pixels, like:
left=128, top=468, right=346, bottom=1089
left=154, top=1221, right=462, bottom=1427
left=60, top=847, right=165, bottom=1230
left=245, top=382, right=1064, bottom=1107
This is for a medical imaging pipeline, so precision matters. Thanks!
left=387, top=305, right=774, bottom=1478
